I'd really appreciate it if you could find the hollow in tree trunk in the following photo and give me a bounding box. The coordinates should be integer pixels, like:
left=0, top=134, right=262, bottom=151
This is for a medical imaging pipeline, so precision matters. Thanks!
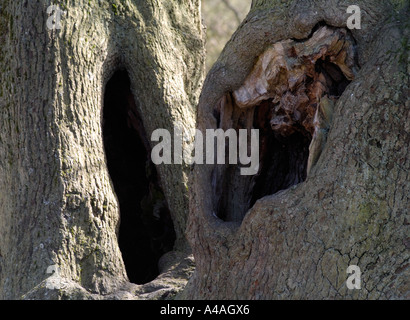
left=0, top=0, right=204, bottom=299
left=183, top=0, right=409, bottom=299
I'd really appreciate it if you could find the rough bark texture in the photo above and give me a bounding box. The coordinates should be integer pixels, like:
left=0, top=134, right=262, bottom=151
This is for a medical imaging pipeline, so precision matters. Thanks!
left=0, top=0, right=204, bottom=299
left=1, top=0, right=408, bottom=301
left=183, top=0, right=409, bottom=299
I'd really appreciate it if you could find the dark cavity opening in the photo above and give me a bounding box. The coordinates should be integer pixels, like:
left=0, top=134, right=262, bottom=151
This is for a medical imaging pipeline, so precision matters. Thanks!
left=213, top=100, right=312, bottom=222
left=211, top=26, right=358, bottom=223
left=213, top=60, right=352, bottom=222
left=103, top=70, right=176, bottom=284
left=250, top=100, right=311, bottom=207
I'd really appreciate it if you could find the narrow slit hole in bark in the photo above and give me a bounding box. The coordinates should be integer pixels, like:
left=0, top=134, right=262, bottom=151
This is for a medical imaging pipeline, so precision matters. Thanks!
left=103, top=70, right=176, bottom=284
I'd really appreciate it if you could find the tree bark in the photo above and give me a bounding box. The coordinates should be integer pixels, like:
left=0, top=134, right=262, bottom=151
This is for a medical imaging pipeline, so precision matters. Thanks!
left=0, top=0, right=204, bottom=299
left=183, top=0, right=409, bottom=299
left=1, top=0, right=408, bottom=301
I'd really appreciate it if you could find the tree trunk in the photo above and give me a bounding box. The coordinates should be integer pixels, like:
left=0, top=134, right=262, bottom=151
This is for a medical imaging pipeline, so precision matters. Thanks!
left=183, top=0, right=409, bottom=299
left=0, top=0, right=204, bottom=299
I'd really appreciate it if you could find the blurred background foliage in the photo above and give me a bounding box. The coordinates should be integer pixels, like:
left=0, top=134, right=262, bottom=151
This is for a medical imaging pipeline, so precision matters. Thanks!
left=202, top=0, right=252, bottom=72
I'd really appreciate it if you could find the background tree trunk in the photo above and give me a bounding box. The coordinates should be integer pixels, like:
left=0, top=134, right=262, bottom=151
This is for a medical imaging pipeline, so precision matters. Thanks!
left=183, top=0, right=409, bottom=299
left=0, top=0, right=204, bottom=299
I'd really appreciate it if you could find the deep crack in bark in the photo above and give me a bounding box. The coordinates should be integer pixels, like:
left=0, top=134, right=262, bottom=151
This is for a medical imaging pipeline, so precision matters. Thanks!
left=103, top=70, right=176, bottom=284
